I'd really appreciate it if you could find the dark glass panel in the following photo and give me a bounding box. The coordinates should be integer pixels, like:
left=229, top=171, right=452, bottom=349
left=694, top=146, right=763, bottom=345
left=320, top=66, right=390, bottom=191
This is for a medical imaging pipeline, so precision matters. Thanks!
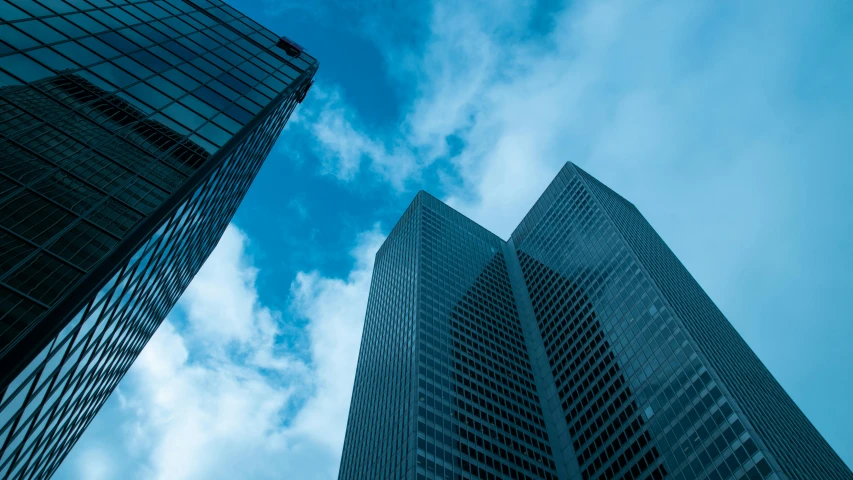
left=0, top=287, right=48, bottom=346
left=162, top=102, right=204, bottom=131
left=78, top=36, right=120, bottom=60
left=24, top=47, right=79, bottom=73
left=31, top=170, right=104, bottom=216
left=162, top=16, right=192, bottom=35
left=0, top=2, right=28, bottom=21
left=0, top=231, right=36, bottom=278
left=156, top=0, right=181, bottom=16
left=207, top=79, right=238, bottom=101
left=88, top=9, right=124, bottom=30
left=4, top=251, right=82, bottom=305
left=42, top=17, right=87, bottom=40
left=0, top=25, right=39, bottom=51
left=234, top=96, right=260, bottom=115
left=190, top=57, right=222, bottom=76
left=0, top=143, right=56, bottom=186
left=132, top=23, right=167, bottom=44
left=0, top=189, right=76, bottom=244
left=211, top=112, right=239, bottom=134
left=115, top=177, right=168, bottom=215
left=96, top=31, right=139, bottom=54
left=217, top=72, right=250, bottom=94
left=88, top=62, right=135, bottom=88
left=15, top=20, right=68, bottom=46
left=121, top=4, right=153, bottom=23
left=0, top=40, right=14, bottom=56
left=64, top=13, right=108, bottom=35
left=191, top=85, right=228, bottom=110
left=116, top=27, right=153, bottom=49
left=148, top=20, right=179, bottom=40
left=146, top=75, right=183, bottom=99
left=87, top=197, right=142, bottom=237
left=37, top=0, right=76, bottom=14
left=62, top=152, right=133, bottom=197
left=178, top=95, right=215, bottom=119
left=129, top=50, right=169, bottom=73
left=188, top=11, right=213, bottom=27
left=161, top=68, right=199, bottom=92
left=196, top=120, right=229, bottom=147
left=9, top=0, right=52, bottom=17
left=147, top=45, right=180, bottom=67
left=176, top=62, right=210, bottom=83
left=135, top=1, right=169, bottom=19
left=52, top=41, right=102, bottom=68
left=1, top=54, right=54, bottom=83
left=160, top=39, right=194, bottom=61
left=104, top=7, right=138, bottom=26
left=223, top=103, right=252, bottom=125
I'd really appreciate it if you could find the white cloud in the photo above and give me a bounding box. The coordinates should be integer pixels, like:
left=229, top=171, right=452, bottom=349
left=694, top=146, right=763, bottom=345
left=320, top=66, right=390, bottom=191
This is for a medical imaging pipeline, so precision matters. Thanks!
left=55, top=224, right=384, bottom=480
left=297, top=87, right=422, bottom=190
left=288, top=225, right=385, bottom=451
left=72, top=447, right=114, bottom=480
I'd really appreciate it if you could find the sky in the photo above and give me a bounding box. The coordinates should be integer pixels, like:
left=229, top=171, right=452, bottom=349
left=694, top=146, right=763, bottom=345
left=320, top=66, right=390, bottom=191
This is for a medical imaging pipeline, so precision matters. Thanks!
left=54, top=0, right=853, bottom=478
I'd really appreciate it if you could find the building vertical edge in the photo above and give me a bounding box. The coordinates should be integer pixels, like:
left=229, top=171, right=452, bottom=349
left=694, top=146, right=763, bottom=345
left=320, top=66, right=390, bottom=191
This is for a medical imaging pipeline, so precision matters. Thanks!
left=504, top=238, right=581, bottom=480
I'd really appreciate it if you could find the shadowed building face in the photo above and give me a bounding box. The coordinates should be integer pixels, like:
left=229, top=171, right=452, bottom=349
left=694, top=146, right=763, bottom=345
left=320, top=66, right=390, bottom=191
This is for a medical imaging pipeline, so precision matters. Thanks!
left=339, top=163, right=853, bottom=480
left=0, top=1, right=317, bottom=477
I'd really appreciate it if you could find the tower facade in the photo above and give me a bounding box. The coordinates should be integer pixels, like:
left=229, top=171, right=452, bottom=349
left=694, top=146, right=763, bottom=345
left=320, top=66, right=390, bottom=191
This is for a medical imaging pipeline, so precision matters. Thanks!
left=0, top=1, right=317, bottom=477
left=340, top=163, right=852, bottom=480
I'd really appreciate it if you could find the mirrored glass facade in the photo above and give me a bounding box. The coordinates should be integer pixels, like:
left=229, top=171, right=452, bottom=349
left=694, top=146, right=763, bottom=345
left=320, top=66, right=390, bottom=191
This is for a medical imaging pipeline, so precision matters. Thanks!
left=341, top=164, right=852, bottom=480
left=0, top=0, right=317, bottom=477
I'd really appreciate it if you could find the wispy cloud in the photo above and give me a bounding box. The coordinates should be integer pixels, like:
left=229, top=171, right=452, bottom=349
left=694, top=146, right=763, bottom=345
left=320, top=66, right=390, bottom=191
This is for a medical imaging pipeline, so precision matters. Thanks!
left=288, top=197, right=310, bottom=220
left=287, top=225, right=385, bottom=451
left=294, top=86, right=424, bottom=190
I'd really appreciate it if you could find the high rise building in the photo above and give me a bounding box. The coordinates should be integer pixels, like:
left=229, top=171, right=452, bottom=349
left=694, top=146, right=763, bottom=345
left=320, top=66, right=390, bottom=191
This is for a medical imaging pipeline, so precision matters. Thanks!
left=0, top=1, right=316, bottom=477
left=339, top=163, right=852, bottom=480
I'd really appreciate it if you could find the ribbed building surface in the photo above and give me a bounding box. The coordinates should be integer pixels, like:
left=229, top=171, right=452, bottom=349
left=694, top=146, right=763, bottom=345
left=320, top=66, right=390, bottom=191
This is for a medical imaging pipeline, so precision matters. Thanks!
left=340, top=163, right=852, bottom=480
left=0, top=0, right=316, bottom=477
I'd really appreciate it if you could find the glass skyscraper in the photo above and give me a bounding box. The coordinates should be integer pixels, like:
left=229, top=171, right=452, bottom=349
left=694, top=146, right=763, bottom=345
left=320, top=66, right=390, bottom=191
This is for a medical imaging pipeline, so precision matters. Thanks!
left=340, top=163, right=852, bottom=480
left=0, top=1, right=317, bottom=477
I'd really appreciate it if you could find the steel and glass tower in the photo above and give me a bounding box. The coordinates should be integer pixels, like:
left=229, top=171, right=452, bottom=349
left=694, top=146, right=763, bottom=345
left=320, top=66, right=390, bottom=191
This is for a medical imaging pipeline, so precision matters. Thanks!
left=339, top=163, right=852, bottom=480
left=0, top=0, right=316, bottom=477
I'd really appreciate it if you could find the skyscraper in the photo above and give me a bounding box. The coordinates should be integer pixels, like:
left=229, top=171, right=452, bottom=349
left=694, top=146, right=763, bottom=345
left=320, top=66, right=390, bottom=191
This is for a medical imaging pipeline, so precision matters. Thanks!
left=339, top=163, right=852, bottom=480
left=0, top=1, right=316, bottom=477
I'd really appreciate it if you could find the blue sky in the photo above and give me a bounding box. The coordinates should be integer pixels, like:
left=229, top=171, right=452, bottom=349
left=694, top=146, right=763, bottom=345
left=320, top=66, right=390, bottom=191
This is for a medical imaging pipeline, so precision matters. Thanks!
left=55, top=0, right=853, bottom=478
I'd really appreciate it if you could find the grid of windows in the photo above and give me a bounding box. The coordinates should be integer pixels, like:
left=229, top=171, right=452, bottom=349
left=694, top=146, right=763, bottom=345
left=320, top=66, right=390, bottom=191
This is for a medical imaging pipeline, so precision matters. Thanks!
left=576, top=168, right=853, bottom=480
left=1, top=0, right=317, bottom=476
left=1, top=74, right=197, bottom=346
left=0, top=0, right=313, bottom=154
left=341, top=163, right=852, bottom=480
left=512, top=166, right=782, bottom=480
left=339, top=196, right=421, bottom=479
left=518, top=250, right=665, bottom=480
left=414, top=195, right=557, bottom=480
left=340, top=192, right=560, bottom=480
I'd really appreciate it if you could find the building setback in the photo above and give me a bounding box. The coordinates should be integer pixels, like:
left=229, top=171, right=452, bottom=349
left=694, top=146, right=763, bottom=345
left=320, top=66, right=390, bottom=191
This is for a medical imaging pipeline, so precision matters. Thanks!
left=0, top=0, right=316, bottom=477
left=339, top=163, right=852, bottom=480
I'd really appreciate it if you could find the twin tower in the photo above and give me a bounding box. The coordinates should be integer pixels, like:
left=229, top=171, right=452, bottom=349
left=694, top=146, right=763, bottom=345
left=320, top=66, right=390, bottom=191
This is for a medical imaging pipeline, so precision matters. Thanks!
left=339, top=163, right=852, bottom=480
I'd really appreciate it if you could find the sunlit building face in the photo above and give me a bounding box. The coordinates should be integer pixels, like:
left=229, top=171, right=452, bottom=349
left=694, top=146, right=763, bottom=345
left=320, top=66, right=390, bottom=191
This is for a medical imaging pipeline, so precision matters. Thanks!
left=339, top=164, right=852, bottom=480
